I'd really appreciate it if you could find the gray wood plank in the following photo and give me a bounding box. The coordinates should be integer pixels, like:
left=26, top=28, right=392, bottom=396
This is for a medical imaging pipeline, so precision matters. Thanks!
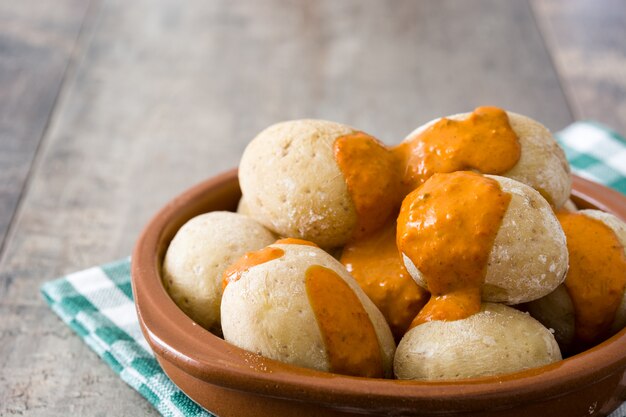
left=532, top=0, right=626, bottom=135
left=0, top=0, right=572, bottom=415
left=0, top=0, right=91, bottom=253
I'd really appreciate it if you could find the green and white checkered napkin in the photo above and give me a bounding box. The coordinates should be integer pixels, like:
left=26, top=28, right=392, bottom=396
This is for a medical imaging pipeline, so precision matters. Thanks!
left=558, top=121, right=626, bottom=194
left=41, top=121, right=626, bottom=417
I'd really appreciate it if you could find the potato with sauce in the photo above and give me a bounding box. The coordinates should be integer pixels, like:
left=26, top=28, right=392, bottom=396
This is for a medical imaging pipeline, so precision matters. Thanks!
left=398, top=107, right=571, bottom=208
left=239, top=119, right=400, bottom=248
left=394, top=303, right=562, bottom=380
left=398, top=172, right=568, bottom=314
left=527, top=209, right=626, bottom=352
left=162, top=211, right=275, bottom=334
left=220, top=239, right=396, bottom=378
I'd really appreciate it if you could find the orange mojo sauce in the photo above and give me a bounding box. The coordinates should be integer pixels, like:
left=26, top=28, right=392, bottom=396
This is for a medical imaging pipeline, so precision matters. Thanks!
left=333, top=132, right=401, bottom=238
left=333, top=108, right=520, bottom=240
left=305, top=265, right=384, bottom=378
left=393, top=106, right=521, bottom=192
left=333, top=108, right=519, bottom=328
left=222, top=246, right=284, bottom=290
left=340, top=221, right=429, bottom=340
left=397, top=171, right=511, bottom=327
left=557, top=212, right=626, bottom=344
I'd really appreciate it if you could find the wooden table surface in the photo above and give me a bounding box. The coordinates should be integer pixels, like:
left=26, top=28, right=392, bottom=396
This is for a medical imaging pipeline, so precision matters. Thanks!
left=0, top=0, right=624, bottom=415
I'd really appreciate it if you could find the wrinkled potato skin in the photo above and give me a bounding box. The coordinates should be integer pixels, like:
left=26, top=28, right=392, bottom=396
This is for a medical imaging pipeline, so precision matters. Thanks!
left=163, top=212, right=275, bottom=334
left=394, top=303, right=561, bottom=380
left=239, top=120, right=358, bottom=248
left=221, top=243, right=396, bottom=377
left=526, top=285, right=576, bottom=349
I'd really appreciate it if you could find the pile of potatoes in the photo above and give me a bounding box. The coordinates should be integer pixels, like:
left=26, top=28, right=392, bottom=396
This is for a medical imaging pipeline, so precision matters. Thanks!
left=162, top=108, right=626, bottom=380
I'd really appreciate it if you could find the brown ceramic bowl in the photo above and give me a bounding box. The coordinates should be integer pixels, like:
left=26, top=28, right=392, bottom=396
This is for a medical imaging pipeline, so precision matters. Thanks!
left=132, top=170, right=626, bottom=417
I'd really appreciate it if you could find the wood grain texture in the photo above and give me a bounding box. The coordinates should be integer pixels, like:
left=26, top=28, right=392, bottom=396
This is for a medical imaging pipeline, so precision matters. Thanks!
left=532, top=0, right=626, bottom=135
left=0, top=0, right=91, bottom=252
left=0, top=0, right=573, bottom=415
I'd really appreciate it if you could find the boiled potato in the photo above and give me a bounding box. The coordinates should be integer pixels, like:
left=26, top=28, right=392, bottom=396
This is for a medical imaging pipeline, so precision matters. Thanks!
left=239, top=119, right=397, bottom=248
left=162, top=211, right=275, bottom=334
left=402, top=175, right=568, bottom=305
left=526, top=285, right=576, bottom=349
left=403, top=111, right=571, bottom=208
left=394, top=303, right=561, bottom=380
left=221, top=240, right=396, bottom=377
left=239, top=120, right=357, bottom=248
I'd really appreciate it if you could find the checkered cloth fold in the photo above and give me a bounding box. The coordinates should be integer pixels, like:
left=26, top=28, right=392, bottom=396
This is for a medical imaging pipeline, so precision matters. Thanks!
left=40, top=121, right=626, bottom=417
left=558, top=121, right=626, bottom=194
left=41, top=259, right=211, bottom=417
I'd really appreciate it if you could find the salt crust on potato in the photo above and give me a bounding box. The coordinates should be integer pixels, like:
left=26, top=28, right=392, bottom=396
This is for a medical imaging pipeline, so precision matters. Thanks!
left=527, top=209, right=626, bottom=349
left=404, top=111, right=571, bottom=208
left=163, top=211, right=275, bottom=334
left=239, top=120, right=358, bottom=248
left=403, top=175, right=568, bottom=305
left=221, top=242, right=396, bottom=377
left=394, top=303, right=562, bottom=380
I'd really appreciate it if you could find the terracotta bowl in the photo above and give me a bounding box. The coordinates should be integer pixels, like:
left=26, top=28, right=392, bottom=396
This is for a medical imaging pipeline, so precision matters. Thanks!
left=131, top=170, right=626, bottom=417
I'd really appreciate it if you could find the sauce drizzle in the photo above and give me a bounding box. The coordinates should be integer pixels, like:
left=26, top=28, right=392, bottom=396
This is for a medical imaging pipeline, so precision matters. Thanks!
left=333, top=132, right=401, bottom=239
left=340, top=221, right=429, bottom=340
left=305, top=265, right=384, bottom=377
left=393, top=106, right=521, bottom=193
left=222, top=246, right=284, bottom=290
left=396, top=171, right=511, bottom=327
